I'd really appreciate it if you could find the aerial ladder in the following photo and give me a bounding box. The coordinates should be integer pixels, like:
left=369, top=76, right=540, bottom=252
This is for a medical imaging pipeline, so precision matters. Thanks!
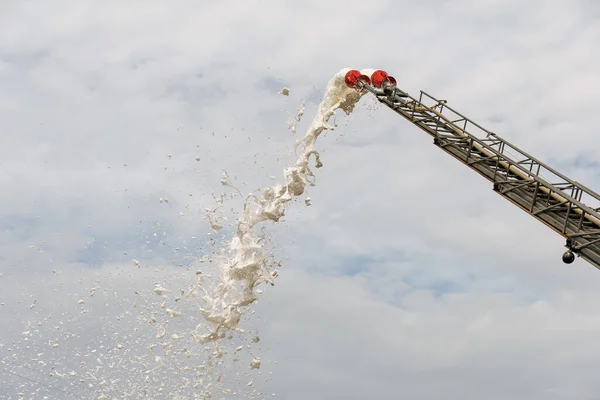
left=344, top=69, right=600, bottom=270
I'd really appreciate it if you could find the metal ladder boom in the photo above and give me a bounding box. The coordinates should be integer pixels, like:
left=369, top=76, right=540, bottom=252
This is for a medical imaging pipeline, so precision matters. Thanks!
left=363, top=84, right=600, bottom=270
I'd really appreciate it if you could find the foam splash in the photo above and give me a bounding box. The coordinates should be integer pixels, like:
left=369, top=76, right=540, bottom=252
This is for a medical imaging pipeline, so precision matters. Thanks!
left=0, top=69, right=372, bottom=399
left=190, top=68, right=371, bottom=344
left=288, top=102, right=305, bottom=135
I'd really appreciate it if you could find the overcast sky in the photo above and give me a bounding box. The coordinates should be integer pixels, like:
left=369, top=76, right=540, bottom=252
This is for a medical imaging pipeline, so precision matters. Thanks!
left=2, top=1, right=600, bottom=399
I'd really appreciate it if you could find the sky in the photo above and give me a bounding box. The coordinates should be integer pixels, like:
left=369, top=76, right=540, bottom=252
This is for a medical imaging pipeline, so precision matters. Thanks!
left=2, top=0, right=600, bottom=399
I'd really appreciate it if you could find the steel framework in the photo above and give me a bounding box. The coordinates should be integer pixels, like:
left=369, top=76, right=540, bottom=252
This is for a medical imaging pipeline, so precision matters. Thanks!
left=362, top=83, right=600, bottom=270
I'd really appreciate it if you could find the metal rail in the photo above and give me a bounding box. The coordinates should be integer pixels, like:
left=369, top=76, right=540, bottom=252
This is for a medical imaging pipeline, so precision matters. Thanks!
left=363, top=83, right=600, bottom=270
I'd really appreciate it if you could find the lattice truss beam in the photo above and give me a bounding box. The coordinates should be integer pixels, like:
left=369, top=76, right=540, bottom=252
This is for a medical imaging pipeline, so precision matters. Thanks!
left=362, top=84, right=600, bottom=270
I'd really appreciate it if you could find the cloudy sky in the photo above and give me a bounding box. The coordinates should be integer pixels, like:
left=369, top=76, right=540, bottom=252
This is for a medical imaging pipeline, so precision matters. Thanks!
left=2, top=0, right=600, bottom=399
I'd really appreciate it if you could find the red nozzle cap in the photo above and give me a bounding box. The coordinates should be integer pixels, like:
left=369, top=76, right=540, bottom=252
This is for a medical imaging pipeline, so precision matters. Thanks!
left=387, top=76, right=397, bottom=86
left=345, top=70, right=362, bottom=87
left=371, top=70, right=389, bottom=88
left=345, top=70, right=371, bottom=88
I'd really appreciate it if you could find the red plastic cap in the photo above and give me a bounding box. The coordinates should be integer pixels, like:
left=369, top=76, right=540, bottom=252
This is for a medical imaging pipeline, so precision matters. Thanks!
left=371, top=70, right=389, bottom=88
left=387, top=76, right=397, bottom=86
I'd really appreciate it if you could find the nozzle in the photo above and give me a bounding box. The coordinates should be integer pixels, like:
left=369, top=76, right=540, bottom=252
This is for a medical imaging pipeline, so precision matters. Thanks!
left=371, top=70, right=397, bottom=89
left=345, top=70, right=371, bottom=88
left=370, top=70, right=388, bottom=88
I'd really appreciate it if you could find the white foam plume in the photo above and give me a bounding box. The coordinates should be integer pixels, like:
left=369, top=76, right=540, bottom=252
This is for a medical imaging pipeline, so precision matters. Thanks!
left=192, top=68, right=371, bottom=344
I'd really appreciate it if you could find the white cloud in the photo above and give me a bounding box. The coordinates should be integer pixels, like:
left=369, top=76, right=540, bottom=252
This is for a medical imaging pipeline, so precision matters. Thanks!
left=1, top=0, right=600, bottom=398
left=257, top=268, right=600, bottom=399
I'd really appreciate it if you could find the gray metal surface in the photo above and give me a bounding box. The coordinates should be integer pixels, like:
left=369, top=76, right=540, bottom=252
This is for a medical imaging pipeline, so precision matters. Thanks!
left=363, top=84, right=600, bottom=270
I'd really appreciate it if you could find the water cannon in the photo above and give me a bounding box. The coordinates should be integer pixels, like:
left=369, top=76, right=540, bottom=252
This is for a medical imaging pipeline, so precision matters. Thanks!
left=345, top=69, right=398, bottom=97
left=344, top=70, right=371, bottom=88
left=370, top=70, right=397, bottom=95
left=370, top=70, right=389, bottom=87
